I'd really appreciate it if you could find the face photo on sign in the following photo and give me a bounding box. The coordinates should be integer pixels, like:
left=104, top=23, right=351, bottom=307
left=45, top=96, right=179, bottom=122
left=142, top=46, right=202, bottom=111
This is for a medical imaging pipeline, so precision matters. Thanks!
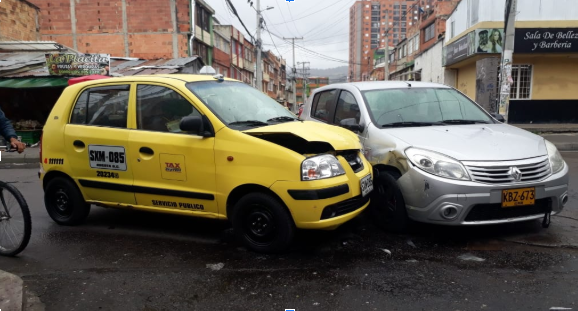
left=490, top=29, right=503, bottom=53
left=477, top=30, right=491, bottom=53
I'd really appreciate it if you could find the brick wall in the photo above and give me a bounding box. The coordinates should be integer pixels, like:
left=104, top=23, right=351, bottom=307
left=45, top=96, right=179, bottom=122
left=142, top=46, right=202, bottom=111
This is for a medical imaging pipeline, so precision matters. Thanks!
left=0, top=0, right=40, bottom=41
left=30, top=0, right=195, bottom=58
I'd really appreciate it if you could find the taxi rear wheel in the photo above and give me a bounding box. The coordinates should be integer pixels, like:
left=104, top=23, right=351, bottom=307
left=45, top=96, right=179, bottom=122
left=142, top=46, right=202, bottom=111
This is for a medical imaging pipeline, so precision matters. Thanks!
left=45, top=177, right=91, bottom=226
left=232, top=193, right=295, bottom=253
left=369, top=171, right=409, bottom=232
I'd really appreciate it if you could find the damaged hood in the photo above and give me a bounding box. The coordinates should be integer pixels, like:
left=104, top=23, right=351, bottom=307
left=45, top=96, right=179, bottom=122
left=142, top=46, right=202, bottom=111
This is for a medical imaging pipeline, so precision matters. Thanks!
left=244, top=121, right=361, bottom=151
left=384, top=124, right=547, bottom=161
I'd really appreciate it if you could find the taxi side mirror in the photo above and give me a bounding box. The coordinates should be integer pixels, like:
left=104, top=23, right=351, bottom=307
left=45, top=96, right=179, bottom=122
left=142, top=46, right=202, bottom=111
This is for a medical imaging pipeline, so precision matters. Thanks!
left=180, top=116, right=204, bottom=136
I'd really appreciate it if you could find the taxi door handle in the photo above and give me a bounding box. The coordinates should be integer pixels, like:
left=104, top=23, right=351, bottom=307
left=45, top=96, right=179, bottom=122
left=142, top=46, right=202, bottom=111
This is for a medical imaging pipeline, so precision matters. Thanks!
left=139, top=147, right=154, bottom=155
left=73, top=140, right=85, bottom=148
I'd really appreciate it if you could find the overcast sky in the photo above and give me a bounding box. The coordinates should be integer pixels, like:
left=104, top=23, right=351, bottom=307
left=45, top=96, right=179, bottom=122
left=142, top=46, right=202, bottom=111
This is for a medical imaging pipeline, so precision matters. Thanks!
left=203, top=0, right=354, bottom=70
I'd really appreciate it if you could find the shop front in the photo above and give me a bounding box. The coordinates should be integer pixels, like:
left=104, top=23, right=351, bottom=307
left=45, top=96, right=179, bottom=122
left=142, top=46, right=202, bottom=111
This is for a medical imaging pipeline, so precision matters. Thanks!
left=443, top=26, right=578, bottom=123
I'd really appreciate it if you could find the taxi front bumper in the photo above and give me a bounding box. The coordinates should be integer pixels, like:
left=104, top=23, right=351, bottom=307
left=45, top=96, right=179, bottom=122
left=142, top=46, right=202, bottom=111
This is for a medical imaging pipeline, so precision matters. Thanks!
left=270, top=157, right=373, bottom=230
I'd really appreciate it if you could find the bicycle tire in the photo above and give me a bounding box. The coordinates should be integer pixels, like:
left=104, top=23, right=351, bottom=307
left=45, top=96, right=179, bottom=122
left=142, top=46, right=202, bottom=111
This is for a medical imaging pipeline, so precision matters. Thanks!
left=0, top=181, right=32, bottom=256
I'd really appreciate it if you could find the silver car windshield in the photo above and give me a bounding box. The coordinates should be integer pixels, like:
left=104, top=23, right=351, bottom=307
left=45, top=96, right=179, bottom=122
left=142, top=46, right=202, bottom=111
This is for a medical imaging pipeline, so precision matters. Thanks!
left=361, top=88, right=493, bottom=127
left=186, top=81, right=297, bottom=128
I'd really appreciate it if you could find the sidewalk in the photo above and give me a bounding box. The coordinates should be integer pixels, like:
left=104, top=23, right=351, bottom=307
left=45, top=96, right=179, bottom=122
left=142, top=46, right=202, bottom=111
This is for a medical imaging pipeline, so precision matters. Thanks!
left=0, top=269, right=24, bottom=311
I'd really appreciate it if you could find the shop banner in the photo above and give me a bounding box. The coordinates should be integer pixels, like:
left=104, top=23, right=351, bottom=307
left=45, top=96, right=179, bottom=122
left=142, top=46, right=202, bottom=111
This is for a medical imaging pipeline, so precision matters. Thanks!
left=45, top=53, right=110, bottom=76
left=443, top=32, right=473, bottom=66
left=515, top=28, right=578, bottom=53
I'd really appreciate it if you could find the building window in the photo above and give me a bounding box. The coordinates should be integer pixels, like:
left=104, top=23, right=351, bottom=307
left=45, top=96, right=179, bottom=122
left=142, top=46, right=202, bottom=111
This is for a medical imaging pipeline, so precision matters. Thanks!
left=451, top=21, right=455, bottom=38
left=195, top=5, right=210, bottom=32
left=510, top=65, right=533, bottom=99
left=471, top=0, right=480, bottom=26
left=424, top=23, right=435, bottom=42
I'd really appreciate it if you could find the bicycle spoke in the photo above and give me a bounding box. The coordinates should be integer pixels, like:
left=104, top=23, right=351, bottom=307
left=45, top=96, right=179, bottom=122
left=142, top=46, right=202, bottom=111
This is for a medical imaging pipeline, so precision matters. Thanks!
left=7, top=222, right=21, bottom=248
left=0, top=188, right=9, bottom=217
left=2, top=223, right=16, bottom=249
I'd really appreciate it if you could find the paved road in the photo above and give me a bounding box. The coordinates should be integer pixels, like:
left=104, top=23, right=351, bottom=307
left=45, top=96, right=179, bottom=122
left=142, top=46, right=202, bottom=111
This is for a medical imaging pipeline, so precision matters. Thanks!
left=1, top=153, right=577, bottom=311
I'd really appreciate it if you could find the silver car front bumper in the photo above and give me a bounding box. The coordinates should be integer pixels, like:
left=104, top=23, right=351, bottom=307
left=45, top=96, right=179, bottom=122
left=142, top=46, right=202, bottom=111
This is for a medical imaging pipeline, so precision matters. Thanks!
left=396, top=162, right=570, bottom=225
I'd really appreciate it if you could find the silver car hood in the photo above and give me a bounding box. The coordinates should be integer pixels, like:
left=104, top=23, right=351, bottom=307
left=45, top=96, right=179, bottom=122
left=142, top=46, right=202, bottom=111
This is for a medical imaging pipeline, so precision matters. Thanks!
left=382, top=124, right=547, bottom=161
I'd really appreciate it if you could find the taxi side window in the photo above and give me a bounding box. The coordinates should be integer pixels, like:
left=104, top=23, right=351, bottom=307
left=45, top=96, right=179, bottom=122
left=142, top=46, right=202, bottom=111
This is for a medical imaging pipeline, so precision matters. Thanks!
left=311, top=89, right=337, bottom=122
left=333, top=91, right=360, bottom=125
left=70, top=85, right=130, bottom=128
left=137, top=85, right=201, bottom=133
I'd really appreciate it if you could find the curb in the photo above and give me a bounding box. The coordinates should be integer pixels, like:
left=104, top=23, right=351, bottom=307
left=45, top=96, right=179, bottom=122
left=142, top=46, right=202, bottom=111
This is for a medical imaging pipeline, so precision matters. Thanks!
left=0, top=270, right=24, bottom=311
left=557, top=143, right=578, bottom=152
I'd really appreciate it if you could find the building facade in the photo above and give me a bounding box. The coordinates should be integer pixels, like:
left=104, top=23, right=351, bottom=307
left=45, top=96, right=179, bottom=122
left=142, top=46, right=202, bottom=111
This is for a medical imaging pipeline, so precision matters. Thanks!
left=443, top=0, right=578, bottom=123
left=349, top=0, right=421, bottom=82
left=296, top=77, right=329, bottom=104
left=213, top=24, right=231, bottom=78
left=29, top=0, right=214, bottom=63
left=0, top=0, right=40, bottom=42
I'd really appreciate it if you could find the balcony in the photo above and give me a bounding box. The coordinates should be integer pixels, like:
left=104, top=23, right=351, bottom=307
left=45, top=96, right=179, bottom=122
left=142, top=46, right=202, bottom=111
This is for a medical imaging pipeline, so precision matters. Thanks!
left=244, top=60, right=255, bottom=72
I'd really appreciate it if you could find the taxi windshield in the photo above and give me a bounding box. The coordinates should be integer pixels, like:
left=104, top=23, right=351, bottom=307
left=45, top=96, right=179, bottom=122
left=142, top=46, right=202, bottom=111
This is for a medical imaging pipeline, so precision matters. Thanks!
left=186, top=81, right=297, bottom=128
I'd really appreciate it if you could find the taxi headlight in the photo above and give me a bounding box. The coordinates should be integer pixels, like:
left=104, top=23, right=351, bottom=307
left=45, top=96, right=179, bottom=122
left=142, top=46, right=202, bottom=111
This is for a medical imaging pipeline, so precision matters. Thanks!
left=405, top=147, right=470, bottom=181
left=545, top=140, right=565, bottom=174
left=302, top=155, right=346, bottom=181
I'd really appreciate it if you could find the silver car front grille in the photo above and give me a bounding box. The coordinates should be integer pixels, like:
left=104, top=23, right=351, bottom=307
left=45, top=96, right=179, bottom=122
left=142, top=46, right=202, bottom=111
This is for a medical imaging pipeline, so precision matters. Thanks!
left=464, top=156, right=551, bottom=184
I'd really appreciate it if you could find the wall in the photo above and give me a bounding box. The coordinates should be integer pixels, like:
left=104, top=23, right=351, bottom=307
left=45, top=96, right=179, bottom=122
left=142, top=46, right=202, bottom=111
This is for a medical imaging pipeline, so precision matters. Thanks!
left=414, top=39, right=444, bottom=83
left=456, top=61, right=477, bottom=99
left=0, top=0, right=40, bottom=41
left=515, top=55, right=578, bottom=100
left=30, top=0, right=196, bottom=58
left=447, top=0, right=578, bottom=43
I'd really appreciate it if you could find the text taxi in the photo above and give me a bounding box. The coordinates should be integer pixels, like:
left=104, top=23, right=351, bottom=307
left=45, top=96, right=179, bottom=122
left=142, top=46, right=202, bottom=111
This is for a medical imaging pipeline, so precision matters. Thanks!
left=39, top=74, right=373, bottom=253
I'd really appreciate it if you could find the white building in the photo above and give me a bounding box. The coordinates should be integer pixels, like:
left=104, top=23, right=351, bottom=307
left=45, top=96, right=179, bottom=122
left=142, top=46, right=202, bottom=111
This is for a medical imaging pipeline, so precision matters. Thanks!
left=442, top=0, right=578, bottom=123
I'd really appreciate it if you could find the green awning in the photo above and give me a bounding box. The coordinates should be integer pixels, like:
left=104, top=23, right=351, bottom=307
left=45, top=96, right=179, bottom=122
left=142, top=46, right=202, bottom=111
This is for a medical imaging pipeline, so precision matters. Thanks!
left=0, top=77, right=69, bottom=88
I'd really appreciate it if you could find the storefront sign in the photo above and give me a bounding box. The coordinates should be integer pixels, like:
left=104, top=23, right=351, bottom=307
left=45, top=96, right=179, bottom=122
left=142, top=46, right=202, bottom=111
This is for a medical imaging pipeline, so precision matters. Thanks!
left=443, top=33, right=473, bottom=66
left=45, top=53, right=110, bottom=76
left=515, top=28, right=578, bottom=53
left=474, top=28, right=504, bottom=54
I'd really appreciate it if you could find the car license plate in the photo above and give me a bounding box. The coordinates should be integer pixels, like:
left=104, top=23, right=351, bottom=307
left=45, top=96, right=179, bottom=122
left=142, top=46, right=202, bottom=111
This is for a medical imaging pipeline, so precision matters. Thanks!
left=360, top=174, right=373, bottom=197
left=501, top=187, right=535, bottom=208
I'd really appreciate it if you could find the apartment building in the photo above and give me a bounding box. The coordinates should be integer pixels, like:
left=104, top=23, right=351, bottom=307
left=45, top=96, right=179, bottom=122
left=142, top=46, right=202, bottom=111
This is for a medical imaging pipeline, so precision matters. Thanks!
left=349, top=0, right=420, bottom=82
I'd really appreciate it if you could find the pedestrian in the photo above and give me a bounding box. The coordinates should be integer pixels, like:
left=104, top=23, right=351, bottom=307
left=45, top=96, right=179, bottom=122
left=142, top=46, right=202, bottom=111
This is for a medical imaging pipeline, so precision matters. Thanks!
left=0, top=107, right=26, bottom=153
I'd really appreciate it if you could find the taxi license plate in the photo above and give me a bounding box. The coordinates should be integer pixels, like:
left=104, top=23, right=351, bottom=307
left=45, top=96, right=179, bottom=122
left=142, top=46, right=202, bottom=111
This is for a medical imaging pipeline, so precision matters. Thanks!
left=501, top=187, right=535, bottom=208
left=360, top=174, right=373, bottom=197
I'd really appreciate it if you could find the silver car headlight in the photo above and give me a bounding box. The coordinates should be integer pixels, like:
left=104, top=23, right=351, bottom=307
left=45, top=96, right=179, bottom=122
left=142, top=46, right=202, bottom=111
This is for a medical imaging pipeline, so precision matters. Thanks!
left=302, top=154, right=346, bottom=181
left=405, top=148, right=470, bottom=181
left=545, top=140, right=565, bottom=174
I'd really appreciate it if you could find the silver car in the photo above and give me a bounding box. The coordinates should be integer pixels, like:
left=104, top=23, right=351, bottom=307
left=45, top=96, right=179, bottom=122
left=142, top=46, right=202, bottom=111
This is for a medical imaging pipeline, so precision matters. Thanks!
left=301, top=81, right=569, bottom=230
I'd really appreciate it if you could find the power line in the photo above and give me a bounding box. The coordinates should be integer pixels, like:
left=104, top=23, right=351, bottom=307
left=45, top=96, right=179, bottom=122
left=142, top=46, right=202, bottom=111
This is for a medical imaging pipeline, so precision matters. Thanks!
left=225, top=0, right=255, bottom=43
left=262, top=19, right=284, bottom=61
left=270, top=0, right=350, bottom=26
left=285, top=1, right=303, bottom=37
left=270, top=31, right=360, bottom=65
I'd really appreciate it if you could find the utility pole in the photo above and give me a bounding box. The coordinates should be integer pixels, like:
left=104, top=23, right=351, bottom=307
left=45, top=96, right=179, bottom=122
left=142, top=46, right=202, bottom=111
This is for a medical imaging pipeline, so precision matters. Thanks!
left=283, top=36, right=303, bottom=113
left=255, top=0, right=263, bottom=91
left=498, top=0, right=517, bottom=123
left=298, top=61, right=310, bottom=104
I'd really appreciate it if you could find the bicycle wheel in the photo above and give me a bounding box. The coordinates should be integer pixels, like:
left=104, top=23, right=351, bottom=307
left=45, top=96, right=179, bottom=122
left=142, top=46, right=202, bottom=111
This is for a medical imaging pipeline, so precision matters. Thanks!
left=0, top=181, right=31, bottom=256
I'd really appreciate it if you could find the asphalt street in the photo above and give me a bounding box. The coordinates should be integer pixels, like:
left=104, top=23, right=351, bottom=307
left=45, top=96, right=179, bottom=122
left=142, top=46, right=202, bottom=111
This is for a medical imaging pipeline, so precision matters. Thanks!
left=0, top=152, right=577, bottom=311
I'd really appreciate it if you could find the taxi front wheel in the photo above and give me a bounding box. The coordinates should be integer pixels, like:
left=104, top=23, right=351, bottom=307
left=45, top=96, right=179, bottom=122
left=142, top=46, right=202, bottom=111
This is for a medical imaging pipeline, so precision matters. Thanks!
left=232, top=193, right=295, bottom=253
left=45, top=177, right=91, bottom=226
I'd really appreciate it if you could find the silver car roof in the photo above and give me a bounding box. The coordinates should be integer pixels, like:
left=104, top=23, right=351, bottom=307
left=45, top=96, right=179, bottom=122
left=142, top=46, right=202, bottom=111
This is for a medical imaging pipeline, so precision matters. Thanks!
left=316, top=81, right=452, bottom=92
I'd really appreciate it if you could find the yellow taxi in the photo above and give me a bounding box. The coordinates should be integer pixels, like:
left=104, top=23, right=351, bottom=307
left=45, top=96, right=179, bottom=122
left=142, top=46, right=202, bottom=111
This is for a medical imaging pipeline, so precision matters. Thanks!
left=39, top=74, right=373, bottom=253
